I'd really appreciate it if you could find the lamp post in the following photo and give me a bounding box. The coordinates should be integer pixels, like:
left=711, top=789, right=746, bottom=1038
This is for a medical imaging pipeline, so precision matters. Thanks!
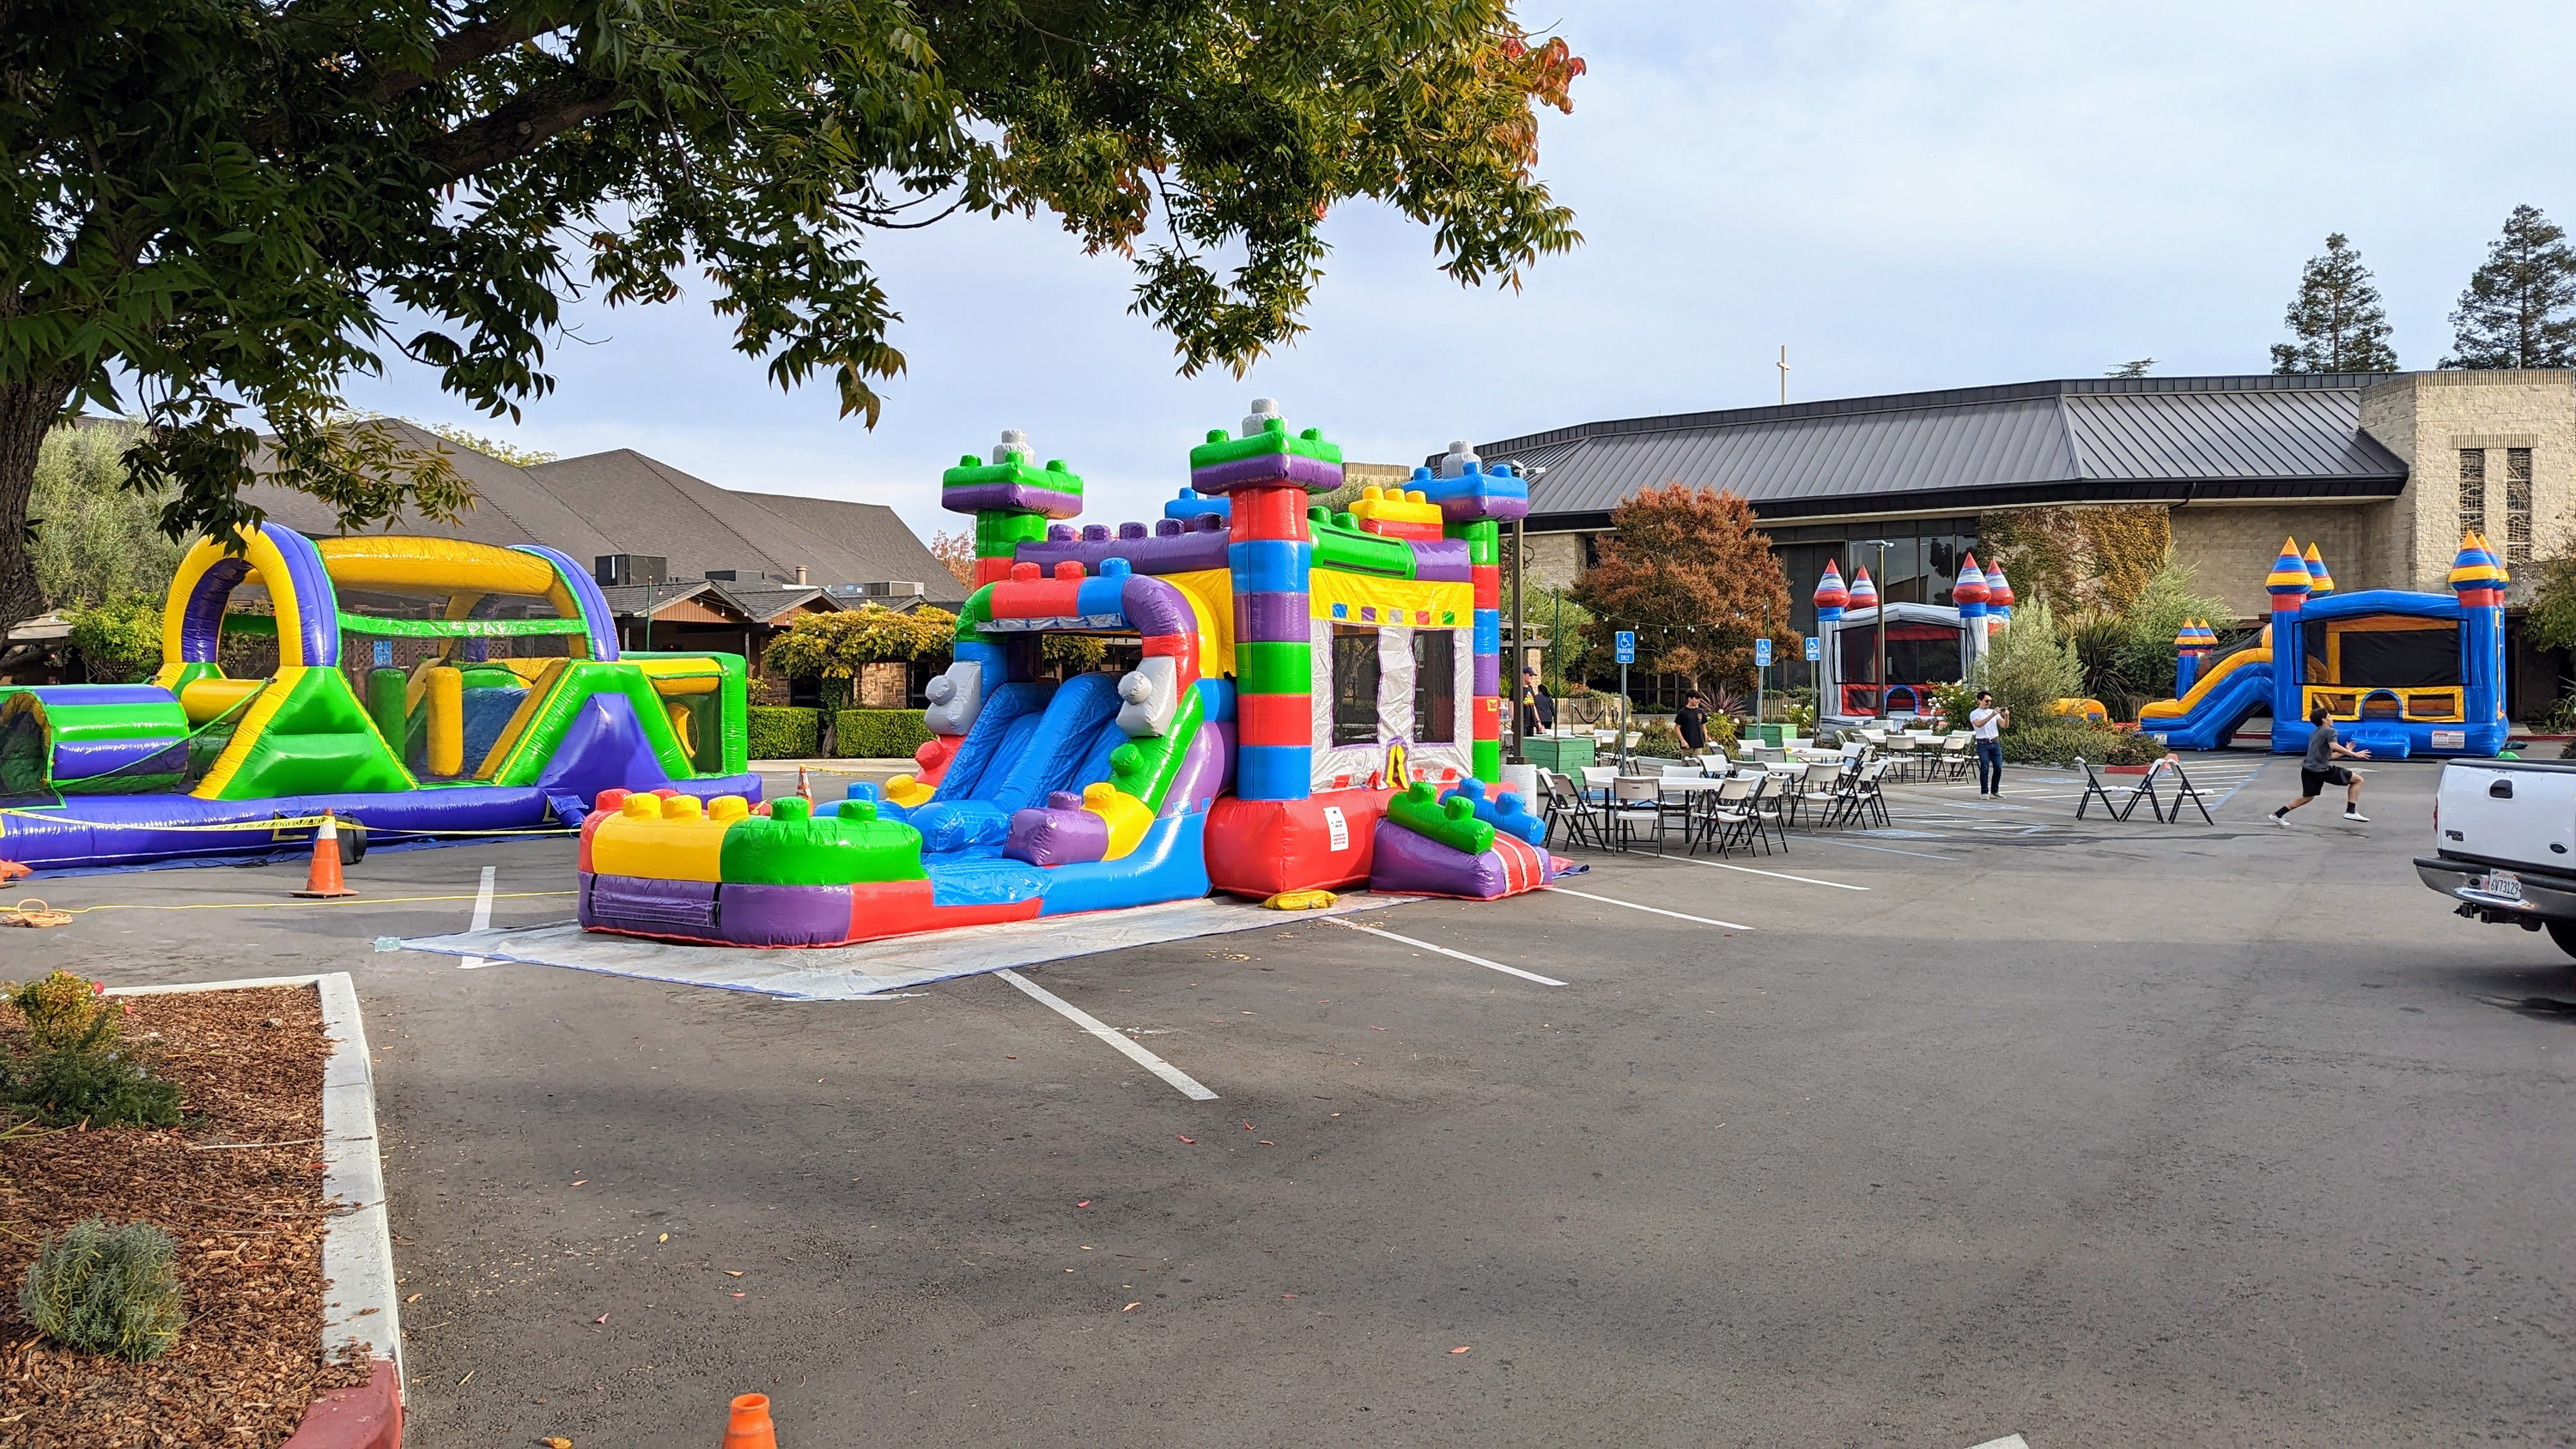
left=1504, top=462, right=1546, bottom=766
left=1858, top=538, right=1892, bottom=718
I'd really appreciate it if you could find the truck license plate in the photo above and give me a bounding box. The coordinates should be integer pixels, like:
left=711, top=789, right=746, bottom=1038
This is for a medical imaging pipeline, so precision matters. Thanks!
left=2479, top=870, right=2524, bottom=902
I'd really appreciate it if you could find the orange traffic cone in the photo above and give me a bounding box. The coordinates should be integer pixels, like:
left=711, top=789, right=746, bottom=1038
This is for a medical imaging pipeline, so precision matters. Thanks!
left=795, top=766, right=813, bottom=803
left=721, top=1392, right=778, bottom=1448
left=293, top=811, right=359, bottom=899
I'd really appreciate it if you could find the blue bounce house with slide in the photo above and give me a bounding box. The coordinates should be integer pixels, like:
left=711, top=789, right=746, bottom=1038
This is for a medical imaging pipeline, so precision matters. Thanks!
left=2137, top=534, right=2510, bottom=759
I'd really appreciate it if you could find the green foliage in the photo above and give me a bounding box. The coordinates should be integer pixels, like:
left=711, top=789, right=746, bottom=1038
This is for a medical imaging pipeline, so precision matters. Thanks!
left=1929, top=682, right=1980, bottom=733
left=834, top=709, right=933, bottom=761
left=2271, top=233, right=2397, bottom=373
left=8, top=972, right=114, bottom=1052
left=1633, top=720, right=1688, bottom=758
left=1998, top=720, right=2146, bottom=767
left=20, top=1217, right=187, bottom=1361
left=2113, top=555, right=2234, bottom=706
left=3, top=1043, right=183, bottom=1129
left=1518, top=585, right=1596, bottom=689
left=745, top=706, right=821, bottom=761
left=30, top=424, right=185, bottom=612
left=1971, top=599, right=2085, bottom=731
left=763, top=607, right=957, bottom=686
left=2444, top=204, right=2576, bottom=368
left=1042, top=634, right=1110, bottom=674
left=2524, top=549, right=2576, bottom=654
left=2523, top=692, right=2576, bottom=733
left=2105, top=359, right=2155, bottom=378
left=65, top=596, right=164, bottom=684
left=0, top=2, right=1586, bottom=632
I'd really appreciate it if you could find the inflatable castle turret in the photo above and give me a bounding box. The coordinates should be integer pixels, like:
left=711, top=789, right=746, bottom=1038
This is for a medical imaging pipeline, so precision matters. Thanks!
left=1845, top=566, right=1878, bottom=615
left=2303, top=542, right=2335, bottom=598
left=2263, top=537, right=2316, bottom=754
left=1984, top=565, right=2014, bottom=623
left=1813, top=560, right=1848, bottom=624
left=2450, top=530, right=2509, bottom=751
left=2173, top=619, right=2217, bottom=696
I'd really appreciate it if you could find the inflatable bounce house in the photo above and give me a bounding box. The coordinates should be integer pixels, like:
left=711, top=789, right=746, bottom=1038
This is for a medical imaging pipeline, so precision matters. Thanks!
left=576, top=402, right=1566, bottom=949
left=2137, top=535, right=2508, bottom=758
left=0, top=530, right=756, bottom=870
left=1810, top=554, right=2012, bottom=722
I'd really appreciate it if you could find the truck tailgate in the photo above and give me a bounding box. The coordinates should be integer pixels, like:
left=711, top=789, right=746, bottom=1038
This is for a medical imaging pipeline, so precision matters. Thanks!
left=2439, top=760, right=2576, bottom=867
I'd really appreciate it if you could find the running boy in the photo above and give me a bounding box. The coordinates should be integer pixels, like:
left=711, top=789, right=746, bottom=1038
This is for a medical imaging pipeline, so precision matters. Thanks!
left=2270, top=705, right=2370, bottom=826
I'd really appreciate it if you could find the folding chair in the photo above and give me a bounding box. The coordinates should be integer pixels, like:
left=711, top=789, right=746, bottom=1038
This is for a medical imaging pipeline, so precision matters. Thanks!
left=1747, top=770, right=1793, bottom=852
left=1844, top=760, right=1893, bottom=828
left=1697, top=775, right=1760, bottom=857
left=1607, top=776, right=1666, bottom=853
left=1540, top=771, right=1601, bottom=849
left=2074, top=758, right=2154, bottom=822
left=2159, top=758, right=2215, bottom=824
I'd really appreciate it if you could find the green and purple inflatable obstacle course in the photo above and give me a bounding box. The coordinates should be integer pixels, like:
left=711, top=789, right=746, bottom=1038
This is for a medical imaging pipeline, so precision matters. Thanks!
left=0, top=529, right=756, bottom=873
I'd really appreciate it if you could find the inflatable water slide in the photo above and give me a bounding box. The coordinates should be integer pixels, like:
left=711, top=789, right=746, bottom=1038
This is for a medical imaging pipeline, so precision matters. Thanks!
left=578, top=403, right=1570, bottom=949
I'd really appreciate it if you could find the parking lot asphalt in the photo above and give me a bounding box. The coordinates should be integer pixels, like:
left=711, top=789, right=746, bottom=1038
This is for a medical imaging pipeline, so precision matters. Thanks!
left=12, top=755, right=2576, bottom=1447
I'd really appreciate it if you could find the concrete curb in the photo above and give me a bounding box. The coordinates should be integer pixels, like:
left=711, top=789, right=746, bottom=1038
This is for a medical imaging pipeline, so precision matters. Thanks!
left=110, top=973, right=403, bottom=1447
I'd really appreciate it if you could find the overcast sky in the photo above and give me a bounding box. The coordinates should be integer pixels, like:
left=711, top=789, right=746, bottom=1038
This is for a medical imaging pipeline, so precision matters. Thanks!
left=343, top=1, right=2576, bottom=548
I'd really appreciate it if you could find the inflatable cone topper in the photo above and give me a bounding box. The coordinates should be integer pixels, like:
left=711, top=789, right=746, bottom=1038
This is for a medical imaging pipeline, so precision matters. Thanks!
left=2301, top=542, right=2335, bottom=597
left=2478, top=530, right=2510, bottom=583
left=1844, top=567, right=1878, bottom=611
left=722, top=1392, right=779, bottom=1449
left=2173, top=618, right=2202, bottom=652
left=2450, top=531, right=2506, bottom=601
left=1952, top=553, right=1990, bottom=606
left=1983, top=566, right=2013, bottom=615
left=1812, top=560, right=1848, bottom=620
left=292, top=812, right=358, bottom=899
left=2265, top=537, right=2313, bottom=602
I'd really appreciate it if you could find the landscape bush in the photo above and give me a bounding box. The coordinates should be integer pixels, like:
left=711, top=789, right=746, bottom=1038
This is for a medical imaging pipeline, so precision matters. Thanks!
left=744, top=706, right=820, bottom=760
left=21, top=1216, right=187, bottom=1361
left=4, top=1042, right=184, bottom=1128
left=7, top=971, right=115, bottom=1052
left=835, top=708, right=933, bottom=761
left=1997, top=721, right=2163, bottom=767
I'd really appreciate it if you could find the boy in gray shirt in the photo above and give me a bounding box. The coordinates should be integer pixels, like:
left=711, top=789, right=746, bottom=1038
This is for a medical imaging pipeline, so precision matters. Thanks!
left=2270, top=704, right=2370, bottom=826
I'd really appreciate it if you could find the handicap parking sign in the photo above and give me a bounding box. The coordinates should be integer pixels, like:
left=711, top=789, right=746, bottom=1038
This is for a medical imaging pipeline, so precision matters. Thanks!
left=1804, top=636, right=1821, bottom=662
left=1614, top=630, right=1636, bottom=664
left=1754, top=638, right=1771, bottom=667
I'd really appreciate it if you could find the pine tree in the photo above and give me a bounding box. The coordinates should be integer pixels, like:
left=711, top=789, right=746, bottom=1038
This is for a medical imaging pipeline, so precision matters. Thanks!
left=2443, top=204, right=2576, bottom=368
left=2270, top=233, right=2397, bottom=373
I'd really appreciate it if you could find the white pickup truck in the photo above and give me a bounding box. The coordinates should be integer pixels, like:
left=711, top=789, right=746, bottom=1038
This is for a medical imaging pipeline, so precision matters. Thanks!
left=2418, top=758, right=2576, bottom=960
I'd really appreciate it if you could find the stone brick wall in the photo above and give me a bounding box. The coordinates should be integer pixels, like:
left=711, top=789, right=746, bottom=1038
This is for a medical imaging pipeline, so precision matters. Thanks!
left=1522, top=530, right=1585, bottom=593
left=2171, top=505, right=2380, bottom=621
left=2360, top=371, right=2576, bottom=591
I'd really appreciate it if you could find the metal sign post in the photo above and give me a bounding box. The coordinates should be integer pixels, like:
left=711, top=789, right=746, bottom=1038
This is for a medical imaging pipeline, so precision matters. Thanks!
left=1615, top=630, right=1636, bottom=770
left=1753, top=635, right=1771, bottom=731
left=1805, top=634, right=1821, bottom=727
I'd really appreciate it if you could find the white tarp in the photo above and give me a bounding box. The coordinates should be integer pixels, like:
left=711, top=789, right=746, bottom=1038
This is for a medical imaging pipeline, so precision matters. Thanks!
left=399, top=892, right=1406, bottom=1000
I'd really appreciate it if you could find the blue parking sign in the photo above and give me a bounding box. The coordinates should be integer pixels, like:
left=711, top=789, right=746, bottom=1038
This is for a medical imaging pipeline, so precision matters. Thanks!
left=1614, top=630, right=1636, bottom=664
left=1804, top=636, right=1821, bottom=662
left=1754, top=637, right=1772, bottom=667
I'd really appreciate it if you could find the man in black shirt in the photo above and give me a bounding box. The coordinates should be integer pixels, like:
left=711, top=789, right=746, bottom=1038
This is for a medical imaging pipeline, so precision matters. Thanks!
left=1518, top=667, right=1555, bottom=737
left=1675, top=692, right=1710, bottom=753
left=2270, top=704, right=2370, bottom=825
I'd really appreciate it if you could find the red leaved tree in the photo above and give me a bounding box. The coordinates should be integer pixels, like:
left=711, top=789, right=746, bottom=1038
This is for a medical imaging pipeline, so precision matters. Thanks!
left=1571, top=484, right=1791, bottom=701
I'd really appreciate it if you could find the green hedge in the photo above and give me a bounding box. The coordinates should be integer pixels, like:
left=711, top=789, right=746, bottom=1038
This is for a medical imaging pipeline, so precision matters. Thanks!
left=1998, top=721, right=2166, bottom=767
left=745, top=706, right=821, bottom=760
left=835, top=708, right=933, bottom=760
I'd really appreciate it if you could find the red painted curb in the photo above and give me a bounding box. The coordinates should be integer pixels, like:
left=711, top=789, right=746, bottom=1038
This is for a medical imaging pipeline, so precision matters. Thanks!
left=282, top=1360, right=400, bottom=1449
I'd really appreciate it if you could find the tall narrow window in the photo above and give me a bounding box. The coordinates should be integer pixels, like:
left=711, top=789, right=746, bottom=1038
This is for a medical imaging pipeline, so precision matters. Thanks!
left=1330, top=627, right=1380, bottom=746
left=2458, top=448, right=2487, bottom=542
left=1412, top=630, right=1456, bottom=743
left=2506, top=446, right=2534, bottom=569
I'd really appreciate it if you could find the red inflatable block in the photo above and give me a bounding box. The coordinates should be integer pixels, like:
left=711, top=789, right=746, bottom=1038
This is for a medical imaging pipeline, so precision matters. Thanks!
left=1205, top=788, right=1393, bottom=899
left=1234, top=692, right=1311, bottom=748
left=1228, top=487, right=1311, bottom=542
left=914, top=732, right=963, bottom=785
left=1472, top=565, right=1500, bottom=610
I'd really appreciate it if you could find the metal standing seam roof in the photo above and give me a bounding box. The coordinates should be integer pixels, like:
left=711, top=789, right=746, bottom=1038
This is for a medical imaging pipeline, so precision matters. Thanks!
left=1458, top=373, right=2414, bottom=524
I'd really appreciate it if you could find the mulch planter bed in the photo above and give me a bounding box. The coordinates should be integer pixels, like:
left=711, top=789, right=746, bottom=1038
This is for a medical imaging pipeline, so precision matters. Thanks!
left=0, top=983, right=370, bottom=1447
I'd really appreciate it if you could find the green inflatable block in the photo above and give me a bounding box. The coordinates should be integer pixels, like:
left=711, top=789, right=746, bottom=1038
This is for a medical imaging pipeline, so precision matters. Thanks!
left=718, top=803, right=925, bottom=886
left=1386, top=779, right=1494, bottom=856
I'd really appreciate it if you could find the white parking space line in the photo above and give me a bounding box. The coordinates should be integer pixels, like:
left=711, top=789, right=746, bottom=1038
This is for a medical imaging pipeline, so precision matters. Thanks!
left=1545, top=886, right=1753, bottom=931
left=456, top=866, right=497, bottom=970
left=1965, top=1435, right=2030, bottom=1449
left=995, top=968, right=1219, bottom=1101
left=1806, top=836, right=1959, bottom=861
left=1327, top=918, right=1569, bottom=986
left=1667, top=856, right=1871, bottom=891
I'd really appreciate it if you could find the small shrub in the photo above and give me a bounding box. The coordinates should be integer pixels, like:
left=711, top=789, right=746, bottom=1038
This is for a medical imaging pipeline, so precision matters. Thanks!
left=834, top=708, right=933, bottom=760
left=4, top=1041, right=182, bottom=1128
left=1633, top=721, right=1690, bottom=758
left=744, top=706, right=820, bottom=760
left=6, top=971, right=114, bottom=1052
left=2101, top=731, right=2170, bottom=767
left=1928, top=682, right=1979, bottom=734
left=21, top=1216, right=187, bottom=1361
left=1997, top=720, right=2146, bottom=767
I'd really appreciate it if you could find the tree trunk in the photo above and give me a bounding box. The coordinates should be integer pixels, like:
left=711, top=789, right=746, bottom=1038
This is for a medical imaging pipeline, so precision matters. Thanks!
left=0, top=376, right=76, bottom=650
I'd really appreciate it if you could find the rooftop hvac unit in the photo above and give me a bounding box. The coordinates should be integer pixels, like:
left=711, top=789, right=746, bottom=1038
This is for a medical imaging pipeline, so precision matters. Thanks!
left=593, top=555, right=668, bottom=586
left=827, top=581, right=927, bottom=597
